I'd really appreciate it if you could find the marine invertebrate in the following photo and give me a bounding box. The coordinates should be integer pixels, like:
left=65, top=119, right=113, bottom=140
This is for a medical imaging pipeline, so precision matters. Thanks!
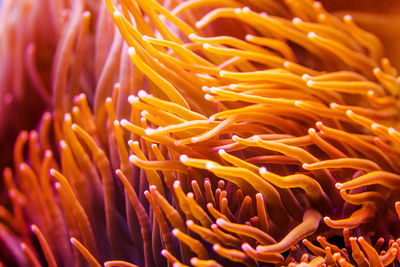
left=1, top=0, right=400, bottom=266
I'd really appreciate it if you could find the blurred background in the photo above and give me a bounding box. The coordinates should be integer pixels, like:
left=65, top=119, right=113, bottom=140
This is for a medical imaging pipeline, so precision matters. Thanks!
left=322, top=0, right=400, bottom=70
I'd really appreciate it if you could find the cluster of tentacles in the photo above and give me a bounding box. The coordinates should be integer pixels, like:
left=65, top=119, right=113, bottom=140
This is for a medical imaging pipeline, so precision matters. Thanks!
left=1, top=0, right=400, bottom=266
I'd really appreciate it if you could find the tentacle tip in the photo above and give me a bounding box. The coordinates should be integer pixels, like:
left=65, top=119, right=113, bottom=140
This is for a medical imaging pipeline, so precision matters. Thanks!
left=113, top=120, right=120, bottom=127
left=229, top=84, right=237, bottom=90
left=54, top=182, right=61, bottom=190
left=187, top=33, right=196, bottom=40
left=294, top=100, right=302, bottom=106
left=150, top=144, right=158, bottom=150
left=71, top=123, right=79, bottom=131
left=371, top=123, right=380, bottom=130
left=44, top=150, right=53, bottom=157
left=74, top=93, right=86, bottom=102
left=205, top=162, right=216, bottom=170
left=217, top=149, right=225, bottom=155
left=216, top=218, right=226, bottom=226
left=112, top=10, right=121, bottom=17
left=201, top=85, right=210, bottom=91
left=128, top=154, right=138, bottom=163
left=173, top=140, right=182, bottom=146
left=259, top=167, right=267, bottom=174
left=149, top=185, right=157, bottom=191
left=137, top=90, right=148, bottom=98
left=242, top=6, right=251, bottom=13
left=204, top=94, right=213, bottom=100
left=72, top=106, right=79, bottom=113
left=308, top=32, right=317, bottom=39
left=49, top=168, right=57, bottom=176
left=306, top=80, right=314, bottom=87
left=173, top=180, right=181, bottom=188
left=241, top=243, right=250, bottom=250
left=145, top=128, right=155, bottom=135
left=172, top=229, right=179, bottom=236
left=302, top=74, right=312, bottom=81
left=190, top=258, right=199, bottom=265
left=213, top=243, right=221, bottom=250
left=256, top=193, right=263, bottom=199
left=330, top=102, right=338, bottom=108
left=292, top=17, right=301, bottom=24
left=194, top=21, right=203, bottom=29
left=120, top=119, right=129, bottom=127
left=140, top=110, right=149, bottom=118
left=19, top=242, right=27, bottom=250
left=127, top=95, right=139, bottom=104
left=209, top=87, right=218, bottom=93
left=373, top=67, right=381, bottom=74
left=343, top=14, right=353, bottom=21
left=127, top=47, right=136, bottom=56
left=283, top=61, right=291, bottom=68
left=29, top=224, right=37, bottom=232
left=179, top=154, right=188, bottom=163
left=141, top=35, right=150, bottom=42
left=335, top=183, right=344, bottom=189
left=59, top=140, right=67, bottom=148
left=245, top=34, right=255, bottom=41
left=105, top=97, right=112, bottom=104
left=202, top=43, right=211, bottom=49
left=349, top=237, right=357, bottom=242
left=160, top=249, right=167, bottom=256
left=233, top=7, right=242, bottom=14
left=127, top=140, right=136, bottom=146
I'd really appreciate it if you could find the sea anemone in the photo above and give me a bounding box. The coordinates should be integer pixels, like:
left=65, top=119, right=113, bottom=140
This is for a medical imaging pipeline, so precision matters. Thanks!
left=1, top=0, right=400, bottom=266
